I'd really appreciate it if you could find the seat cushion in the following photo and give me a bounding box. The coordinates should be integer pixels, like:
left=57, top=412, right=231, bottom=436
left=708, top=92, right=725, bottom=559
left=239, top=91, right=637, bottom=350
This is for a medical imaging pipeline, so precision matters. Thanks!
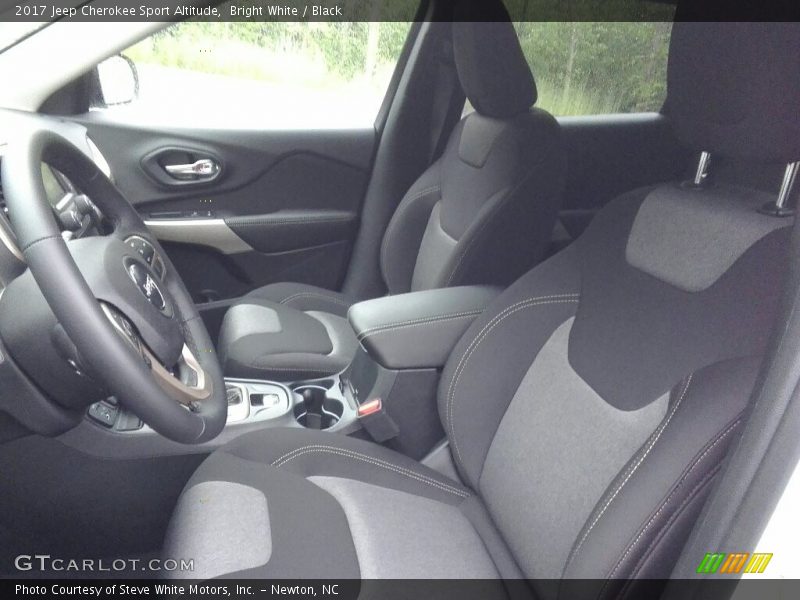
left=245, top=282, right=355, bottom=317
left=164, top=428, right=522, bottom=582
left=218, top=283, right=358, bottom=381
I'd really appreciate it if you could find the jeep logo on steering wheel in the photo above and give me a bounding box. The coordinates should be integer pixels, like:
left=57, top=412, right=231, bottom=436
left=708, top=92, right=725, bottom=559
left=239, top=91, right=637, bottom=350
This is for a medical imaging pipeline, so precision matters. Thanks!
left=125, top=258, right=167, bottom=313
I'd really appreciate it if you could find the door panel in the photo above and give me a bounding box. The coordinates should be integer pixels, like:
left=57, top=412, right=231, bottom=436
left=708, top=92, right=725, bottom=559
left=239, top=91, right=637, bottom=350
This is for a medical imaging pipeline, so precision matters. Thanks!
left=76, top=114, right=375, bottom=303
left=159, top=240, right=352, bottom=303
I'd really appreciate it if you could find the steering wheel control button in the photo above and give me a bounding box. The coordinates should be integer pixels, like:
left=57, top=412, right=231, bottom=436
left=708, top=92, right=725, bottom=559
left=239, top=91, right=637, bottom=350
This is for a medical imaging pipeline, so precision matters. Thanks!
left=124, top=257, right=169, bottom=315
left=87, top=401, right=119, bottom=428
left=125, top=236, right=166, bottom=280
left=128, top=237, right=155, bottom=262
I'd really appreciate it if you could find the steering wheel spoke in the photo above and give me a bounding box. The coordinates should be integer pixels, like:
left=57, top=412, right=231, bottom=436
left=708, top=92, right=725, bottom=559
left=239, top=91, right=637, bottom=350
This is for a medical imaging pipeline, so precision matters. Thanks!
left=100, top=302, right=148, bottom=357
left=147, top=344, right=213, bottom=408
left=100, top=302, right=212, bottom=408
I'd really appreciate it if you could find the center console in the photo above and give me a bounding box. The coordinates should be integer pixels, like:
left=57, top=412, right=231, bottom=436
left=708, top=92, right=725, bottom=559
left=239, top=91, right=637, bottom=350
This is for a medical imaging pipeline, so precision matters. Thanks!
left=63, top=285, right=499, bottom=460
left=223, top=376, right=358, bottom=433
left=341, top=285, right=501, bottom=457
left=79, top=372, right=360, bottom=442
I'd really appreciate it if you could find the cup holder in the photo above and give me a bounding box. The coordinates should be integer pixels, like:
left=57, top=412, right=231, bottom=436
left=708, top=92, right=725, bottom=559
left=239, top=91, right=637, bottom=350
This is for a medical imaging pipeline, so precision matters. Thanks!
left=293, top=386, right=344, bottom=430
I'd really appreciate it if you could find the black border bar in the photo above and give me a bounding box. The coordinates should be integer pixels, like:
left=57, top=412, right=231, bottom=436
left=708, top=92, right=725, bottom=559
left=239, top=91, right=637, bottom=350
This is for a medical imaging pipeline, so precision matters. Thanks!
left=3, top=578, right=800, bottom=600
left=1, top=0, right=800, bottom=23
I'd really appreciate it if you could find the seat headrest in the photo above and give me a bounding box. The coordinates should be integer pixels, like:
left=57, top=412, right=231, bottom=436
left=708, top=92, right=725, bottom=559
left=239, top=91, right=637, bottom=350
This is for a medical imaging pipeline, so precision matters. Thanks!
left=665, top=22, right=800, bottom=163
left=452, top=1, right=537, bottom=119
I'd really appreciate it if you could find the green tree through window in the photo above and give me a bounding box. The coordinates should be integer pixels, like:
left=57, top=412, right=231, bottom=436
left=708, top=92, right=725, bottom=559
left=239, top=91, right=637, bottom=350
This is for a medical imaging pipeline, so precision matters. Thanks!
left=514, top=21, right=673, bottom=115
left=111, top=0, right=674, bottom=126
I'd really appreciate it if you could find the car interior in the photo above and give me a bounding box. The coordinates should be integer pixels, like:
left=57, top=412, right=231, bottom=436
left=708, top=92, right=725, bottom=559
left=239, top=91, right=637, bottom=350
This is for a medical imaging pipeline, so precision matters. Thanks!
left=1, top=0, right=800, bottom=597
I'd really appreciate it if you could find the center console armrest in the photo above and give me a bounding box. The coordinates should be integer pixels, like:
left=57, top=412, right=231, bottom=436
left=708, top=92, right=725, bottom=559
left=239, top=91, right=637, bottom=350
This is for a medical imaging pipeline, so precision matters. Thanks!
left=348, top=286, right=501, bottom=370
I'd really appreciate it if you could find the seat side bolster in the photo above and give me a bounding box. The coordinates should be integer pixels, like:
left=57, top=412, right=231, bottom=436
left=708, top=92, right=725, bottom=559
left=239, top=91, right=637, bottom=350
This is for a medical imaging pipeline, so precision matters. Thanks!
left=379, top=161, right=443, bottom=295
left=561, top=357, right=761, bottom=587
left=438, top=243, right=583, bottom=488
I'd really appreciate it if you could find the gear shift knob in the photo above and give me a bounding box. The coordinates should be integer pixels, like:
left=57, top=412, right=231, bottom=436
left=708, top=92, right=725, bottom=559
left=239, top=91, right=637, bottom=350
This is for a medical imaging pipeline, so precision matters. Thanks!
left=302, top=388, right=323, bottom=429
left=302, top=388, right=319, bottom=409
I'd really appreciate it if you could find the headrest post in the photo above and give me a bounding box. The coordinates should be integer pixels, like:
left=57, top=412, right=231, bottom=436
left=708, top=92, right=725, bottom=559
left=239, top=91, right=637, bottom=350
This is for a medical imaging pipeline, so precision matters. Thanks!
left=692, top=151, right=711, bottom=187
left=758, top=161, right=798, bottom=218
left=776, top=162, right=799, bottom=210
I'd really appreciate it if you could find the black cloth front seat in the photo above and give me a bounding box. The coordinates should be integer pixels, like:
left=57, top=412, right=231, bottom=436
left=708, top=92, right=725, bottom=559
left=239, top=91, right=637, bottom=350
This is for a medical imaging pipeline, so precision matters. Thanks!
left=165, top=22, right=800, bottom=593
left=217, top=18, right=566, bottom=381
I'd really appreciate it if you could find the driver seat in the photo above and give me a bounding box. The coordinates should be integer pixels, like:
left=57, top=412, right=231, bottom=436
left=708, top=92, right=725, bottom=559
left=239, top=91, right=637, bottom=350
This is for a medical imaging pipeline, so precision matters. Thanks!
left=216, top=14, right=565, bottom=383
left=164, top=23, right=800, bottom=592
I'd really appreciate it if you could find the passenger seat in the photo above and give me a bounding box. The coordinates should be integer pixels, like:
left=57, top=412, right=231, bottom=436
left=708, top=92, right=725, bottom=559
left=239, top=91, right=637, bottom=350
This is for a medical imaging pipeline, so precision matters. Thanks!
left=218, top=14, right=566, bottom=381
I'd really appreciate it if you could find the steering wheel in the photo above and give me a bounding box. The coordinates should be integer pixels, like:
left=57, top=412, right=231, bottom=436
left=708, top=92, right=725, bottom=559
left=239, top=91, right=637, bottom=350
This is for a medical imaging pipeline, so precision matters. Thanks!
left=1, top=126, right=227, bottom=443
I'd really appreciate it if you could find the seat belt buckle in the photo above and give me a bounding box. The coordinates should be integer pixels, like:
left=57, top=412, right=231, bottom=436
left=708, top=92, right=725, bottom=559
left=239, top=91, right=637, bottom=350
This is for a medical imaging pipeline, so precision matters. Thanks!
left=357, top=398, right=399, bottom=443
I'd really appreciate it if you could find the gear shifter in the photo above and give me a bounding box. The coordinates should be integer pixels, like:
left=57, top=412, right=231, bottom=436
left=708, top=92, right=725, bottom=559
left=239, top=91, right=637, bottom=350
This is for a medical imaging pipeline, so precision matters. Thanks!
left=302, top=388, right=324, bottom=430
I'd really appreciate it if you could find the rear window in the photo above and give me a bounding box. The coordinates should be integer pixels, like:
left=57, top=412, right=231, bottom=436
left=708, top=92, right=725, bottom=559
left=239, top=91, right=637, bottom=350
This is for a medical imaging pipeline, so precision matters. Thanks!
left=514, top=22, right=673, bottom=116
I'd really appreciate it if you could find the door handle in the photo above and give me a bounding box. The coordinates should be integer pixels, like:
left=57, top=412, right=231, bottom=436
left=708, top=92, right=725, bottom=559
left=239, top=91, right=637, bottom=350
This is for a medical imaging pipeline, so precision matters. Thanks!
left=141, top=147, right=224, bottom=187
left=164, top=158, right=220, bottom=181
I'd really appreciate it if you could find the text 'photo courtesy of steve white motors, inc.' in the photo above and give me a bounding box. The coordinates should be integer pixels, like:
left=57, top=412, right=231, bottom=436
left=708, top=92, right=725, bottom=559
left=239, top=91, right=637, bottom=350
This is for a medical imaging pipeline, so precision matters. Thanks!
left=14, top=582, right=348, bottom=598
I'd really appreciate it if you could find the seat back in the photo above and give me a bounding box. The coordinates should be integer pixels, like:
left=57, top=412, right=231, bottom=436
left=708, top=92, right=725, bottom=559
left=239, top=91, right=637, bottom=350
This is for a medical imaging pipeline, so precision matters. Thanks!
left=437, top=22, right=800, bottom=596
left=380, top=13, right=566, bottom=294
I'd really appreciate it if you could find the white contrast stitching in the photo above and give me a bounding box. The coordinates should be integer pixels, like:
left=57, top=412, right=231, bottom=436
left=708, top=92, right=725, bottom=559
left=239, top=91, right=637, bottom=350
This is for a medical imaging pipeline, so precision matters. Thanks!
left=615, top=465, right=721, bottom=600
left=356, top=310, right=483, bottom=341
left=607, top=417, right=742, bottom=583
left=567, top=374, right=694, bottom=568
left=446, top=294, right=581, bottom=466
left=280, top=292, right=351, bottom=308
left=271, top=445, right=469, bottom=498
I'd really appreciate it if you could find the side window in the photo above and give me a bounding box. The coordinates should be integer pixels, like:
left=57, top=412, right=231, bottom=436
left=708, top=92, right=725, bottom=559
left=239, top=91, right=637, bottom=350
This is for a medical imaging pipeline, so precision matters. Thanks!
left=96, top=14, right=414, bottom=128
left=514, top=22, right=673, bottom=116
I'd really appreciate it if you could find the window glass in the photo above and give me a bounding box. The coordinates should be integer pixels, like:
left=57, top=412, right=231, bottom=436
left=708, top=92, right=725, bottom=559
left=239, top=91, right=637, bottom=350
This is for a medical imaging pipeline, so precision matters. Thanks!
left=514, top=22, right=673, bottom=116
left=99, top=15, right=414, bottom=128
